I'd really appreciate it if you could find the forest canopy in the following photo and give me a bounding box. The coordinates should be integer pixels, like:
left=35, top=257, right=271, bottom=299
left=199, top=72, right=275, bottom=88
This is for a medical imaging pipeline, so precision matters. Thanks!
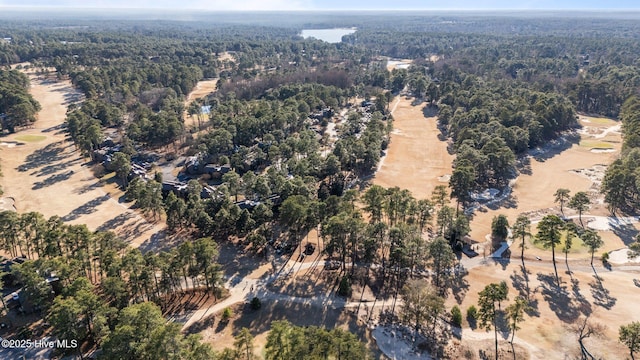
left=0, top=69, right=41, bottom=132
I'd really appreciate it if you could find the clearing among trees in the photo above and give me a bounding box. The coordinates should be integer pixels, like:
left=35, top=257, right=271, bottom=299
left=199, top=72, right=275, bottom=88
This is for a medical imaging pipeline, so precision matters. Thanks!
left=373, top=98, right=454, bottom=200
left=0, top=68, right=165, bottom=248
left=467, top=115, right=623, bottom=243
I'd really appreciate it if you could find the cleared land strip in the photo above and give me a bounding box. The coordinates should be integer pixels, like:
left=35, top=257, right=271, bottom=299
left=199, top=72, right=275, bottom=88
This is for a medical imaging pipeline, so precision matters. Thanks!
left=0, top=72, right=164, bottom=249
left=373, top=98, right=454, bottom=200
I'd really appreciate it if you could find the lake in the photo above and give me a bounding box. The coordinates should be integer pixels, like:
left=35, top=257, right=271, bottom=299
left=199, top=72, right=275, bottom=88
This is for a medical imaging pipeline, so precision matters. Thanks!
left=300, top=28, right=357, bottom=43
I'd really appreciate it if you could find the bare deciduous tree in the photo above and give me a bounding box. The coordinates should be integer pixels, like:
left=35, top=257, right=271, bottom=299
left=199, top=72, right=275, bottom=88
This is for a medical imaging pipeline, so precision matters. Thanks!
left=570, top=315, right=606, bottom=360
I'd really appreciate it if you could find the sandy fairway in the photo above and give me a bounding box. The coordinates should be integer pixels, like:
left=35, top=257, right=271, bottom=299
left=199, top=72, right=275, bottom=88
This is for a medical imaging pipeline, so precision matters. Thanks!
left=455, top=260, right=638, bottom=360
left=0, top=72, right=165, bottom=249
left=373, top=98, right=454, bottom=200
left=184, top=79, right=218, bottom=130
left=373, top=109, right=622, bottom=244
left=468, top=116, right=622, bottom=243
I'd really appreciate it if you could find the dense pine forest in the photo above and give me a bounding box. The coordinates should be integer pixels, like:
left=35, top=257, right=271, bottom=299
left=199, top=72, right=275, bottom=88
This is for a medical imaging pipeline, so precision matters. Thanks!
left=0, top=10, right=640, bottom=359
left=0, top=69, right=41, bottom=132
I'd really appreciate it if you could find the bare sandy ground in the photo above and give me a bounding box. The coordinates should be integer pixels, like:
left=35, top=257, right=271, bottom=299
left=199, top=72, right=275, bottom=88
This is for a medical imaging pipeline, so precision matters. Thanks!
left=218, top=51, right=235, bottom=63
left=468, top=116, right=623, bottom=245
left=455, top=260, right=637, bottom=360
left=0, top=71, right=165, bottom=249
left=373, top=98, right=454, bottom=200
left=183, top=79, right=218, bottom=130
left=372, top=107, right=639, bottom=358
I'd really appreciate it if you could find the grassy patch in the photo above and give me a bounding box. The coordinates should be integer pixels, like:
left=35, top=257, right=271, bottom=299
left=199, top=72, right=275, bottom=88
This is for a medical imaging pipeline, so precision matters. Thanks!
left=14, top=134, right=46, bottom=142
left=101, top=172, right=116, bottom=181
left=530, top=229, right=587, bottom=253
left=579, top=139, right=615, bottom=149
left=580, top=116, right=617, bottom=126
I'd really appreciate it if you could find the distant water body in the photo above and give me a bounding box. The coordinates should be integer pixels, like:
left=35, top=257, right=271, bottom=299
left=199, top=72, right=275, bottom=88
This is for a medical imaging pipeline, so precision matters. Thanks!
left=300, top=28, right=357, bottom=43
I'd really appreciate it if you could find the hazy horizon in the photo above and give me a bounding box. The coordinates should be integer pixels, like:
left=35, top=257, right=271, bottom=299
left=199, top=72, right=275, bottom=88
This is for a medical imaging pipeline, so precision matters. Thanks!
left=0, top=0, right=638, bottom=11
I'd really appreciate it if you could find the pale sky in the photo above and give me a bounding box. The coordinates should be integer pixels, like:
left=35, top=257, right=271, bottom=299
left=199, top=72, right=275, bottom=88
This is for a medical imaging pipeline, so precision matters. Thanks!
left=0, top=0, right=638, bottom=10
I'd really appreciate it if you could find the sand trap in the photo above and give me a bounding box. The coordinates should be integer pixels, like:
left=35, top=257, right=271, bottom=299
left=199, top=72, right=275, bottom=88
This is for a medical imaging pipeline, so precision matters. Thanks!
left=0, top=197, right=16, bottom=212
left=594, top=124, right=621, bottom=139
left=0, top=142, right=23, bottom=148
left=587, top=216, right=640, bottom=231
left=386, top=59, right=413, bottom=71
left=590, top=148, right=616, bottom=153
left=372, top=326, right=432, bottom=360
left=608, top=248, right=640, bottom=264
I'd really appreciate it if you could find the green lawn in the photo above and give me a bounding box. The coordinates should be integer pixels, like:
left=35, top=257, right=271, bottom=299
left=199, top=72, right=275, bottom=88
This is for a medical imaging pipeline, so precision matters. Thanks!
left=580, top=116, right=617, bottom=126
left=14, top=134, right=46, bottom=142
left=579, top=139, right=615, bottom=149
left=530, top=229, right=587, bottom=253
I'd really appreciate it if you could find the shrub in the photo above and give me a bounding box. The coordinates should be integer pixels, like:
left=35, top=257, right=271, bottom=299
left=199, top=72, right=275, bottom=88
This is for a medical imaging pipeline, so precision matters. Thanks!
left=250, top=297, right=262, bottom=310
left=222, top=307, right=233, bottom=322
left=466, top=305, right=478, bottom=329
left=602, top=252, right=610, bottom=264
left=337, top=275, right=352, bottom=297
left=451, top=305, right=462, bottom=327
left=467, top=305, right=477, bottom=319
left=91, top=163, right=106, bottom=178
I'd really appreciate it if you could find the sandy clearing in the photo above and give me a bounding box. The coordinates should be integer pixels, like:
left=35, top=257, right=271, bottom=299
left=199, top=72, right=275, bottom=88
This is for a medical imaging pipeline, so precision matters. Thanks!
left=0, top=71, right=165, bottom=248
left=467, top=116, right=622, bottom=243
left=372, top=326, right=432, bottom=360
left=217, top=51, right=235, bottom=63
left=386, top=59, right=413, bottom=72
left=454, top=260, right=637, bottom=360
left=586, top=216, right=639, bottom=231
left=373, top=98, right=454, bottom=200
left=183, top=79, right=218, bottom=130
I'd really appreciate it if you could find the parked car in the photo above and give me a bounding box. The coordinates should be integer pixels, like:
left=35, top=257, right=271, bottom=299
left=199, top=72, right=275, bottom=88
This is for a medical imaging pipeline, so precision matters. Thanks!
left=304, top=243, right=315, bottom=255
